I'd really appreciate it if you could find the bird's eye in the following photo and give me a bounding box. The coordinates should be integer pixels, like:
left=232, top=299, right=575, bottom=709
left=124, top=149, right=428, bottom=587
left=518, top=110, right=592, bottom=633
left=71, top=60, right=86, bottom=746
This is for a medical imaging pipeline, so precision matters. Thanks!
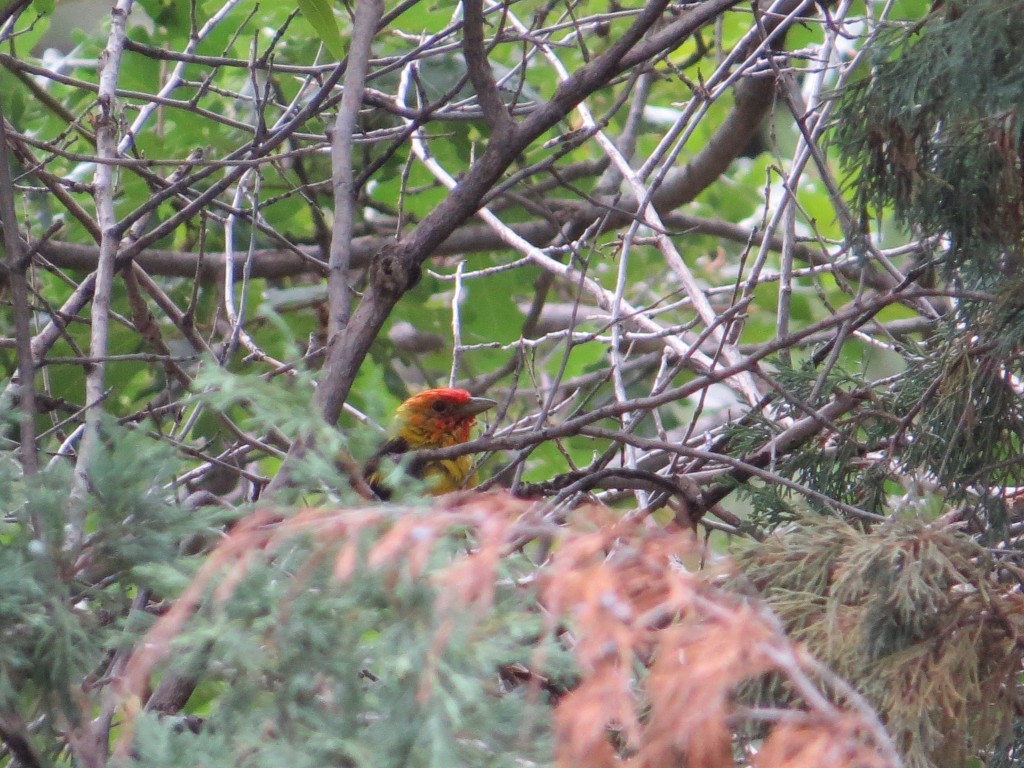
left=431, top=400, right=449, bottom=413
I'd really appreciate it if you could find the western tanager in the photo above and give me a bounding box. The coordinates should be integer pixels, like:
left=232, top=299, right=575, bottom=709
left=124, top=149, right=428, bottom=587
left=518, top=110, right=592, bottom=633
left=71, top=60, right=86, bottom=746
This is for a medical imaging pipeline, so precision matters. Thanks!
left=366, top=387, right=496, bottom=499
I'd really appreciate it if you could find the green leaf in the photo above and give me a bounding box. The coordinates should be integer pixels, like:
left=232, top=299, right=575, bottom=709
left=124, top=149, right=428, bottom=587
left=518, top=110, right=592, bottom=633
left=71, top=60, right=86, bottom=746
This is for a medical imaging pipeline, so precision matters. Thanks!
left=295, top=0, right=347, bottom=62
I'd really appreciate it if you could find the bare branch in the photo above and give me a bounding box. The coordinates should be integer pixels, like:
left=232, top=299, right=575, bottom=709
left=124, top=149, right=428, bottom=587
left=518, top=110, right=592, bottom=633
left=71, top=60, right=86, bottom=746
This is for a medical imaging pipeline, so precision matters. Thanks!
left=461, top=0, right=515, bottom=137
left=67, top=0, right=134, bottom=548
left=315, top=0, right=743, bottom=426
left=0, top=99, right=37, bottom=477
left=327, top=0, right=384, bottom=336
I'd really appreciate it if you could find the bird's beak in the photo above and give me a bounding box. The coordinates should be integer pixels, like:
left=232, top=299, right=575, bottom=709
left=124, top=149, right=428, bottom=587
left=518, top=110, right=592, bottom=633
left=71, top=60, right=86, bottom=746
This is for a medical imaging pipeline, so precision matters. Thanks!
left=455, top=396, right=497, bottom=417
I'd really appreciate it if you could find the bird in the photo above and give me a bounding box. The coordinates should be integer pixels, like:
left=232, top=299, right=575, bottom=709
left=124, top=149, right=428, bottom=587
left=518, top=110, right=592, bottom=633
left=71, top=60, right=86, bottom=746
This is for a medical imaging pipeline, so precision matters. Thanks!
left=365, top=387, right=496, bottom=499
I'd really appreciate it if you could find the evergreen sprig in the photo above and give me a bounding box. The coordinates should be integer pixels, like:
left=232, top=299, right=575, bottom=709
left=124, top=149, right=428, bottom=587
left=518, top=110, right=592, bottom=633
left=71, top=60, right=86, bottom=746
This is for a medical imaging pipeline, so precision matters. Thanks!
left=834, top=0, right=1024, bottom=282
left=738, top=516, right=1019, bottom=768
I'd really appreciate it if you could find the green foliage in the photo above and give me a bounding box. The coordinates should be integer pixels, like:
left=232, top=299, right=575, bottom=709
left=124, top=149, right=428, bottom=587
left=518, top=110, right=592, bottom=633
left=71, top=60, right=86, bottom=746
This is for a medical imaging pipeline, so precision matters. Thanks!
left=0, top=417, right=571, bottom=768
left=834, top=0, right=1024, bottom=288
left=738, top=516, right=1019, bottom=768
left=295, top=0, right=347, bottom=62
left=830, top=2, right=1024, bottom=532
left=6, top=0, right=1024, bottom=764
left=0, top=419, right=220, bottom=736
left=897, top=331, right=1024, bottom=508
left=129, top=530, right=559, bottom=768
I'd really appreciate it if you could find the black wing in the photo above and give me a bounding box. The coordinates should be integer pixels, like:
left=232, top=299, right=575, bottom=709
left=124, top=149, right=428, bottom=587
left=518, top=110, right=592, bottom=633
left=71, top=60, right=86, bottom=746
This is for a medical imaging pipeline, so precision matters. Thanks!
left=364, top=436, right=427, bottom=500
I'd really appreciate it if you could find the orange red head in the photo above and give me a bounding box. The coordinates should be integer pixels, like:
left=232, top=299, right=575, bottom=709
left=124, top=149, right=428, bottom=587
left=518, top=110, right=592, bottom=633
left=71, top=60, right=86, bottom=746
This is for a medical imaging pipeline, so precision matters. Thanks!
left=393, top=387, right=496, bottom=448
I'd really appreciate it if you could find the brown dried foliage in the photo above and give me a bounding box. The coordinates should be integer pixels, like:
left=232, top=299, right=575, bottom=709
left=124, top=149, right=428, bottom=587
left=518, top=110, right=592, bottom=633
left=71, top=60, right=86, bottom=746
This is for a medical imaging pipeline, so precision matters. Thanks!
left=111, top=494, right=899, bottom=767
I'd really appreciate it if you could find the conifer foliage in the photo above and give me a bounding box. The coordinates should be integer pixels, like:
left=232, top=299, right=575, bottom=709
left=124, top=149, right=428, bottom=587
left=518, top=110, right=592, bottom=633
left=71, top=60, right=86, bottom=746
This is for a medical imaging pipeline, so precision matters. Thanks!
left=3, top=0, right=1024, bottom=765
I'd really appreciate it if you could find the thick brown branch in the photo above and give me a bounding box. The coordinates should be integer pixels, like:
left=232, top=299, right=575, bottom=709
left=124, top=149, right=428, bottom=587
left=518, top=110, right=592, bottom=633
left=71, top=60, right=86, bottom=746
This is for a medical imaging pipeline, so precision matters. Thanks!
left=314, top=0, right=743, bottom=427
left=461, top=0, right=515, bottom=137
left=326, top=0, right=384, bottom=336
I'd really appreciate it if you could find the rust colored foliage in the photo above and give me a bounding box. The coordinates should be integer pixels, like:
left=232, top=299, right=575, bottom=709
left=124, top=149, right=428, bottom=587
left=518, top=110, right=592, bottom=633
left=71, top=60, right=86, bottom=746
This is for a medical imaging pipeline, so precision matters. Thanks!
left=541, top=511, right=894, bottom=768
left=111, top=495, right=898, bottom=767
